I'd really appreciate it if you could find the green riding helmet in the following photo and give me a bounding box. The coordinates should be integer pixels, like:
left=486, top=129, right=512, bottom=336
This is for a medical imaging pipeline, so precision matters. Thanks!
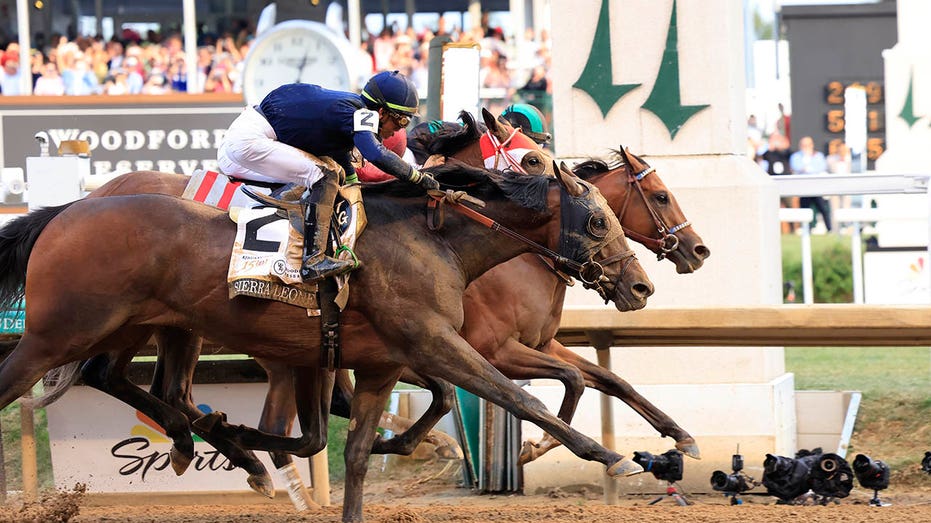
left=498, top=103, right=552, bottom=145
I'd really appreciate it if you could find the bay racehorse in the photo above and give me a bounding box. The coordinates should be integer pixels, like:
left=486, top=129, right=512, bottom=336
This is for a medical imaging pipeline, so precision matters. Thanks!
left=0, top=162, right=653, bottom=522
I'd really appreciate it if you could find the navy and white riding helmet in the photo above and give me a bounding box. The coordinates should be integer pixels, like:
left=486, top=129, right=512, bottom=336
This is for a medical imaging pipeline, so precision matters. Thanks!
left=361, top=70, right=419, bottom=116
left=498, top=103, right=552, bottom=145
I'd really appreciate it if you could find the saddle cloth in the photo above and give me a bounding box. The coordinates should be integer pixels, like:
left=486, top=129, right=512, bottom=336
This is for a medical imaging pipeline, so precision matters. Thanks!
left=181, top=169, right=366, bottom=312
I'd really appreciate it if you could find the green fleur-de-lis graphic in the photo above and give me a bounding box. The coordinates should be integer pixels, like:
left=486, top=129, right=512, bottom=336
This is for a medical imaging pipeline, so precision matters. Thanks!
left=574, top=0, right=710, bottom=139
left=572, top=0, right=641, bottom=117
left=898, top=69, right=921, bottom=129
left=641, top=1, right=709, bottom=139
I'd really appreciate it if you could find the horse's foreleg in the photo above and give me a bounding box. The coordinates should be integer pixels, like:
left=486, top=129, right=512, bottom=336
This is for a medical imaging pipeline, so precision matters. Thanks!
left=403, top=326, right=642, bottom=477
left=332, top=368, right=462, bottom=460
left=256, top=358, right=299, bottom=469
left=342, top=367, right=403, bottom=523
left=153, top=328, right=275, bottom=497
left=80, top=350, right=196, bottom=475
left=481, top=337, right=586, bottom=465
left=291, top=365, right=334, bottom=455
left=370, top=370, right=458, bottom=458
left=542, top=340, right=700, bottom=459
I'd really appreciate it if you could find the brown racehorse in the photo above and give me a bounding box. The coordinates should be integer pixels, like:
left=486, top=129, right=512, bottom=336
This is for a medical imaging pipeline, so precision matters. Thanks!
left=49, top=142, right=709, bottom=493
left=0, top=162, right=653, bottom=523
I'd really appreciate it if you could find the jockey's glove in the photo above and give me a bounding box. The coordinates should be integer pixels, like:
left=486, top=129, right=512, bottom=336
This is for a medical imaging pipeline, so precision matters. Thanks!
left=409, top=168, right=440, bottom=191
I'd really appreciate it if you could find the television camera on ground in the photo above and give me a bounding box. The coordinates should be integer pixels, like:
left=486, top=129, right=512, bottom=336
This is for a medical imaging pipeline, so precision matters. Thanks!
left=710, top=447, right=758, bottom=505
left=632, top=449, right=689, bottom=506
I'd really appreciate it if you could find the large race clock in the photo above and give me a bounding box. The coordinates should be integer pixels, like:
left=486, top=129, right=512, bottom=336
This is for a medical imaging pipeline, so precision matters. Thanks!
left=241, top=19, right=356, bottom=106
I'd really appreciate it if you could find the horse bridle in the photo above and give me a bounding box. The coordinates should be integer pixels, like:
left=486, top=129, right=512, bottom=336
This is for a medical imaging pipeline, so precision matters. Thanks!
left=482, top=128, right=534, bottom=174
left=426, top=191, right=635, bottom=302
left=616, top=163, right=691, bottom=261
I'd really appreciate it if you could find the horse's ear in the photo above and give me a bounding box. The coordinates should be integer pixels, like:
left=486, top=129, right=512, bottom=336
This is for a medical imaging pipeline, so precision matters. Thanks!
left=618, top=145, right=633, bottom=166
left=619, top=145, right=644, bottom=172
left=555, top=161, right=584, bottom=197
left=481, top=107, right=498, bottom=133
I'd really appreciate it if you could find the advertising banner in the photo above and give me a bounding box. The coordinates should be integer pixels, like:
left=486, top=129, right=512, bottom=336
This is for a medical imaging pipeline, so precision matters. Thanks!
left=45, top=383, right=311, bottom=493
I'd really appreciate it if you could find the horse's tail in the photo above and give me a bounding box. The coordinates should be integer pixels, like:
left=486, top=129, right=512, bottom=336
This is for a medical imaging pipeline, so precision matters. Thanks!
left=0, top=202, right=75, bottom=311
left=22, top=362, right=83, bottom=409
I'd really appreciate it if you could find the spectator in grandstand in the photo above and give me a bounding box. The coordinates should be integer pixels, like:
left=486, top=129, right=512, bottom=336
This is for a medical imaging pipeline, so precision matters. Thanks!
left=790, top=135, right=831, bottom=232
left=0, top=50, right=23, bottom=95
left=168, top=58, right=188, bottom=92
left=102, top=68, right=131, bottom=95
left=520, top=64, right=548, bottom=93
left=60, top=47, right=100, bottom=95
left=120, top=55, right=145, bottom=94
left=480, top=49, right=510, bottom=90
left=142, top=73, right=170, bottom=95
left=33, top=60, right=65, bottom=96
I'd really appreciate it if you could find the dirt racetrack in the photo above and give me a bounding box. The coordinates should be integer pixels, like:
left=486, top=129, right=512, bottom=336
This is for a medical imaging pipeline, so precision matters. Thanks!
left=7, top=464, right=931, bottom=523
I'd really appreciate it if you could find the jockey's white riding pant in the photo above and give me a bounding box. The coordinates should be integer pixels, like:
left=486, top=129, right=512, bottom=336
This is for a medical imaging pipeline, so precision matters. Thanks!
left=217, top=106, right=324, bottom=187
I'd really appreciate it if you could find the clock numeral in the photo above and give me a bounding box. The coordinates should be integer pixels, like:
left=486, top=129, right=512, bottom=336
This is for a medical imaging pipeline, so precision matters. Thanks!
left=291, top=36, right=304, bottom=46
left=273, top=42, right=283, bottom=52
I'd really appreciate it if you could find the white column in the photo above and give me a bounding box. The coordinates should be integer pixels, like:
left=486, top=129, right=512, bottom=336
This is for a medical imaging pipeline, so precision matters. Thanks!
left=872, top=0, right=931, bottom=289
left=531, top=0, right=550, bottom=40
left=183, top=0, right=201, bottom=94
left=468, top=0, right=482, bottom=31
left=525, top=0, right=788, bottom=494
left=348, top=0, right=362, bottom=50
left=509, top=0, right=526, bottom=41
left=16, top=0, right=32, bottom=96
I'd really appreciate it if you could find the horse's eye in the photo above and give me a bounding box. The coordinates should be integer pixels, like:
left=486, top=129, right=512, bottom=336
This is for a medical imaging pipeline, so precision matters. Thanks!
left=654, top=192, right=669, bottom=205
left=527, top=157, right=540, bottom=165
left=587, top=214, right=609, bottom=238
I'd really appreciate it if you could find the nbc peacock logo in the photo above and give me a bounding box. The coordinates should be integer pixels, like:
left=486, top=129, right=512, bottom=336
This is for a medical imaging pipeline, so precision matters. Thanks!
left=111, top=404, right=236, bottom=481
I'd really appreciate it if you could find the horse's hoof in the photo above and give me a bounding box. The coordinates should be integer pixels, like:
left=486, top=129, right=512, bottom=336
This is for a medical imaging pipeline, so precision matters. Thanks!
left=518, top=441, right=540, bottom=467
left=169, top=446, right=193, bottom=476
left=434, top=444, right=464, bottom=461
left=192, top=411, right=227, bottom=433
left=676, top=439, right=701, bottom=460
left=248, top=472, right=276, bottom=499
left=606, top=457, right=644, bottom=477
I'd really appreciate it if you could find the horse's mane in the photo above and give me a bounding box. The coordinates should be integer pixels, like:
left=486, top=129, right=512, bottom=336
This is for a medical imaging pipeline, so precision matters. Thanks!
left=361, top=162, right=550, bottom=213
left=425, top=110, right=486, bottom=158
left=572, top=150, right=627, bottom=181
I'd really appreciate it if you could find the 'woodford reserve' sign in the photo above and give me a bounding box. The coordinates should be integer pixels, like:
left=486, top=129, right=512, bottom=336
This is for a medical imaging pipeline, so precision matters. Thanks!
left=0, top=95, right=244, bottom=176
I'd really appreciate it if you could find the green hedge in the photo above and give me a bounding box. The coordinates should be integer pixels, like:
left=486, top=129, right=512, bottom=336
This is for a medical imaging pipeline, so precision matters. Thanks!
left=781, top=234, right=855, bottom=303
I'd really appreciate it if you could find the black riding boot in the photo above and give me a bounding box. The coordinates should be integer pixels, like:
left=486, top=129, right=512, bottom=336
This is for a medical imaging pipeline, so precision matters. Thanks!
left=300, top=174, right=355, bottom=282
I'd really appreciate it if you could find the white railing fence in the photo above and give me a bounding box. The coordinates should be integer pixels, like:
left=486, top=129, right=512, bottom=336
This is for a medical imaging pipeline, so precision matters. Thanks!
left=773, top=172, right=931, bottom=305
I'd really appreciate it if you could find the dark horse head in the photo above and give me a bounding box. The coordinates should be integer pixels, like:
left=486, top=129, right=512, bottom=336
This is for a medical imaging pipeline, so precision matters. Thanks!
left=407, top=108, right=555, bottom=176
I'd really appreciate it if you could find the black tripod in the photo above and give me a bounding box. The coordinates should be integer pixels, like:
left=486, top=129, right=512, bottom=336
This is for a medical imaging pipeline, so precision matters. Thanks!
left=648, top=483, right=690, bottom=506
left=868, top=489, right=890, bottom=507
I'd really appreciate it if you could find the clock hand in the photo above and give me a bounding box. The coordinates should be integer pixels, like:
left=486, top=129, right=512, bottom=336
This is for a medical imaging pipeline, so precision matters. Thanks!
left=295, top=49, right=311, bottom=83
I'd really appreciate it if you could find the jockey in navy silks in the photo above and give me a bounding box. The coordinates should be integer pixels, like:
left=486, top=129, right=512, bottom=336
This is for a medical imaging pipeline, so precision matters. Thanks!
left=217, top=70, right=437, bottom=282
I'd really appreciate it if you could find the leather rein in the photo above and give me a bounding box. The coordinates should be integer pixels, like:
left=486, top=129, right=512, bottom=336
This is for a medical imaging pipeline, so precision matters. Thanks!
left=426, top=191, right=635, bottom=296
left=617, top=164, right=691, bottom=260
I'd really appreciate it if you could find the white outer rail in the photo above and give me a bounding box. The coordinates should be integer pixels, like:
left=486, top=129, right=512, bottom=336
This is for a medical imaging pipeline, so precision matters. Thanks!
left=772, top=172, right=931, bottom=303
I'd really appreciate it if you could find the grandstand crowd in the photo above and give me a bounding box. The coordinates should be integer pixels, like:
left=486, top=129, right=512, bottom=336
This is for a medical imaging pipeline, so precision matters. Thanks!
left=0, top=15, right=553, bottom=100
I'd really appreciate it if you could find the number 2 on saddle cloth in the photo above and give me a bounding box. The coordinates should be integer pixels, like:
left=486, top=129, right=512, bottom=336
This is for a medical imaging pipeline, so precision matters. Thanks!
left=181, top=166, right=367, bottom=368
